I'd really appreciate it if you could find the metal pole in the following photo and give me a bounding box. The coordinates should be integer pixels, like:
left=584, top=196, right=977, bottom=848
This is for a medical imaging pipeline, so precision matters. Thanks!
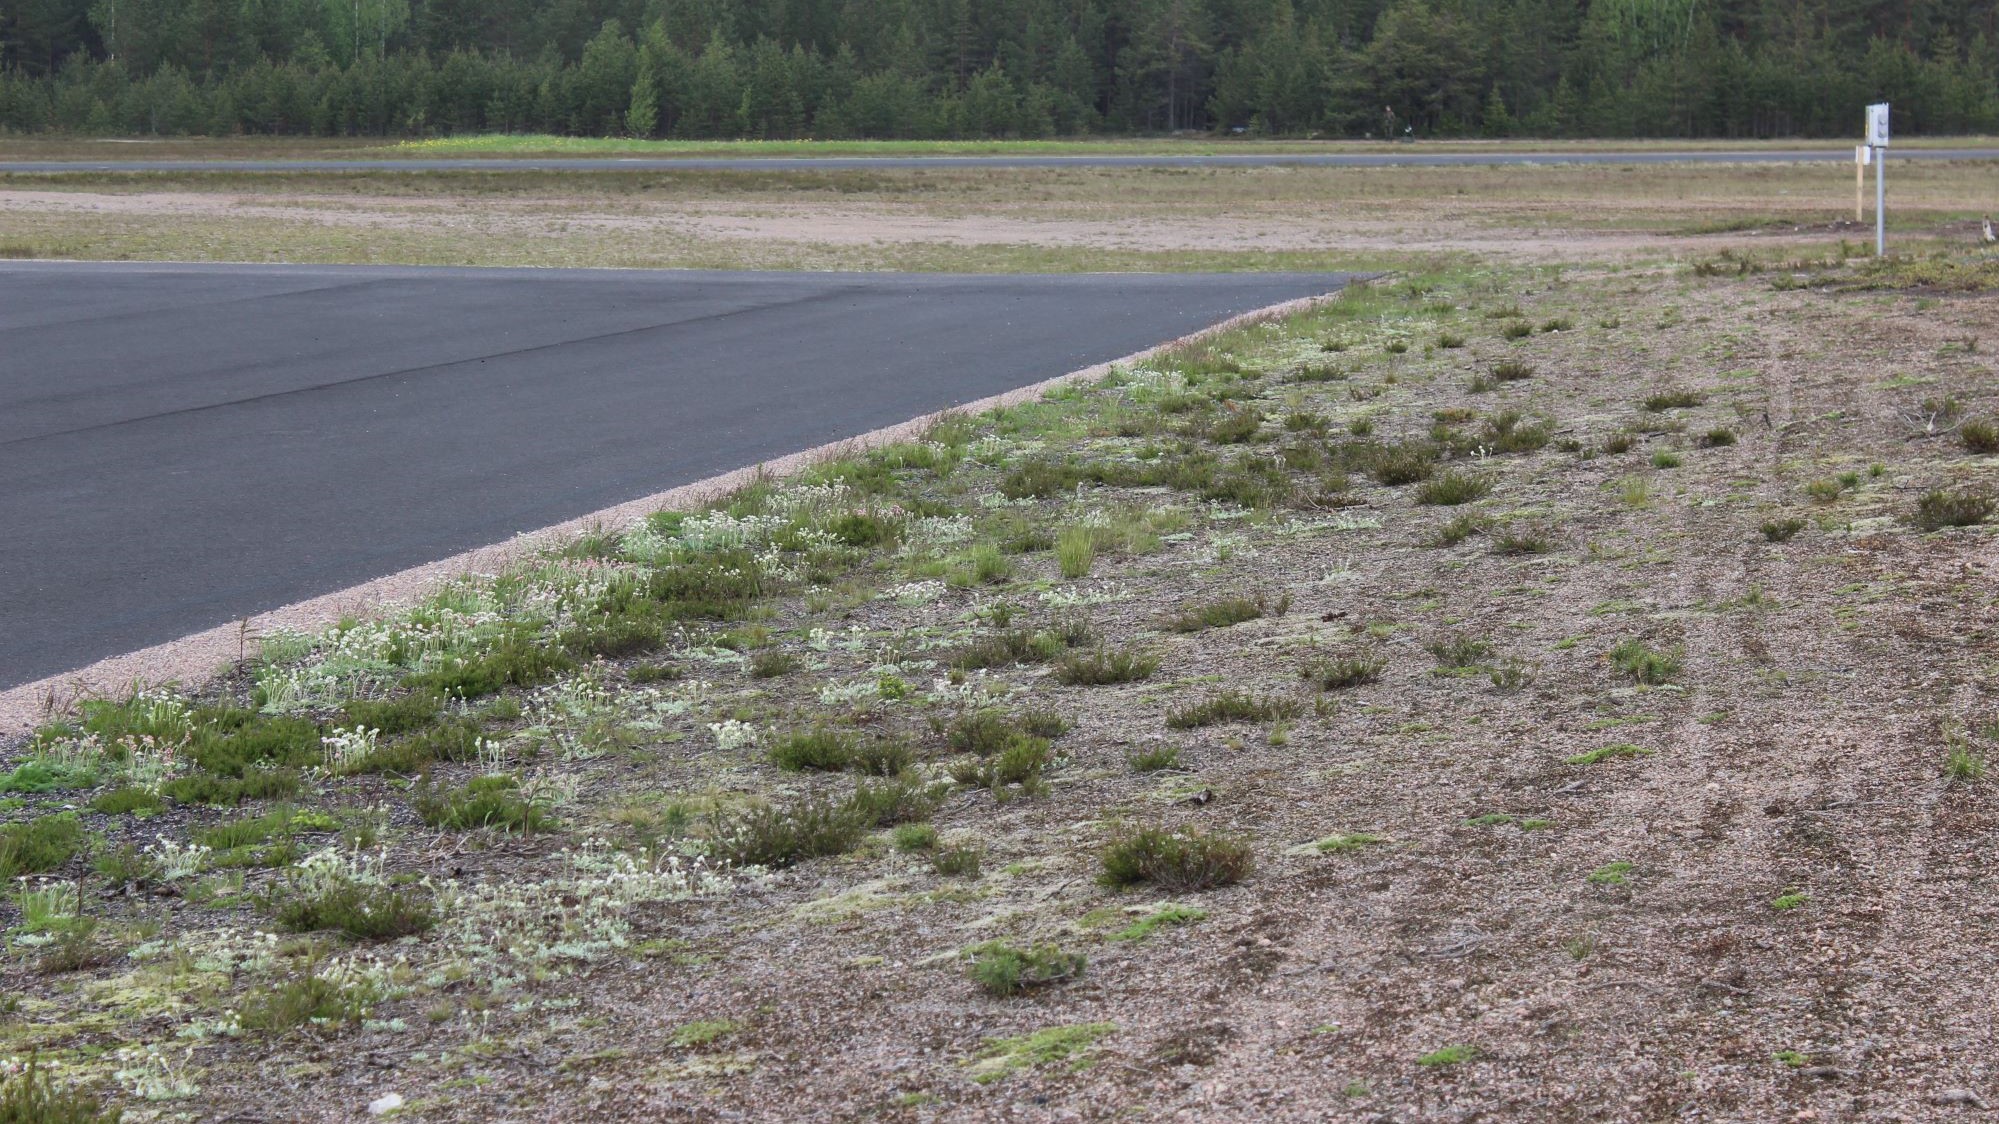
left=1874, top=146, right=1886, bottom=257
left=1855, top=151, right=1863, bottom=224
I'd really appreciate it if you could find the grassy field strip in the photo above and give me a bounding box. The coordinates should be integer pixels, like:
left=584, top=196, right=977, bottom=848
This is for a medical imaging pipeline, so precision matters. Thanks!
left=5, top=158, right=1996, bottom=274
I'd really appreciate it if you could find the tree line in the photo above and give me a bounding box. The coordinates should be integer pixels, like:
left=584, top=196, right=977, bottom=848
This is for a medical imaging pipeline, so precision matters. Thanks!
left=2, top=0, right=1995, bottom=139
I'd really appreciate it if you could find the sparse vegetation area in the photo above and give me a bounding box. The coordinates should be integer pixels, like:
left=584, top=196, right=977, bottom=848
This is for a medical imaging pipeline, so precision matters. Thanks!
left=7, top=232, right=1999, bottom=1120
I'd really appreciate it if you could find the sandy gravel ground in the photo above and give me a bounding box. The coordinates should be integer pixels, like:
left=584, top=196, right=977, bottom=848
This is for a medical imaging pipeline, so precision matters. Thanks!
left=5, top=255, right=1996, bottom=1123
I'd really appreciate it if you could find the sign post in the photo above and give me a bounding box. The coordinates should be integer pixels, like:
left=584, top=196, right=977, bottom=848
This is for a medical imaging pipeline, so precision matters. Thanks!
left=1854, top=145, right=1868, bottom=223
left=1866, top=103, right=1890, bottom=257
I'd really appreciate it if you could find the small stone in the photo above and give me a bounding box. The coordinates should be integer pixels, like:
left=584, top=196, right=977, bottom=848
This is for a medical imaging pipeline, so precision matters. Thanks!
left=369, top=1093, right=405, bottom=1116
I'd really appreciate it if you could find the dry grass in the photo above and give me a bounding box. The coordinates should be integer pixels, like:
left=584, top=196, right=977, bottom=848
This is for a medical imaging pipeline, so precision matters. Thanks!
left=2, top=152, right=1995, bottom=272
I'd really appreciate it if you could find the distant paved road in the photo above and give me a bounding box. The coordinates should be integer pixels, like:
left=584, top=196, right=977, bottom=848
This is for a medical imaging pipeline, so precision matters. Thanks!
left=0, top=263, right=1355, bottom=688
left=2, top=147, right=1997, bottom=174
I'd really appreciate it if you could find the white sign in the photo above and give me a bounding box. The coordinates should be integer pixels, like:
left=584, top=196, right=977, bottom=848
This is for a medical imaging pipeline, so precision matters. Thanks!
left=1856, top=144, right=1872, bottom=166
left=1867, top=102, right=1891, bottom=146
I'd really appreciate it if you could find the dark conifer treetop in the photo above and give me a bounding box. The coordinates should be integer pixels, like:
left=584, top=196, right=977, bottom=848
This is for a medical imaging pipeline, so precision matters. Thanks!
left=0, top=0, right=1992, bottom=137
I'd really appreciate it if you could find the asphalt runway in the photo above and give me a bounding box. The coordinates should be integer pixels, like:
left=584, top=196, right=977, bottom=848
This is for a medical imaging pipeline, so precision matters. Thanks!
left=2, top=147, right=1997, bottom=174
left=0, top=262, right=1355, bottom=689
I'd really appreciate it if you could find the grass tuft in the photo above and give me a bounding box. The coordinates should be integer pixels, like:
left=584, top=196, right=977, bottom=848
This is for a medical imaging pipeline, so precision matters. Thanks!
left=1419, top=1045, right=1479, bottom=1067
left=1056, top=527, right=1096, bottom=579
left=1165, top=593, right=1288, bottom=633
left=1643, top=389, right=1705, bottom=411
left=1164, top=691, right=1302, bottom=729
left=1610, top=639, right=1682, bottom=685
left=413, top=774, right=553, bottom=833
left=1110, top=904, right=1206, bottom=941
left=0, top=815, right=84, bottom=881
left=1565, top=743, right=1654, bottom=766
left=0, top=1055, right=121, bottom=1123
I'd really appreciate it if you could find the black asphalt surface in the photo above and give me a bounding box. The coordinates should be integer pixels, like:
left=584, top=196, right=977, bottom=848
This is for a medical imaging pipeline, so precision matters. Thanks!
left=2, top=147, right=1997, bottom=174
left=0, top=262, right=1355, bottom=688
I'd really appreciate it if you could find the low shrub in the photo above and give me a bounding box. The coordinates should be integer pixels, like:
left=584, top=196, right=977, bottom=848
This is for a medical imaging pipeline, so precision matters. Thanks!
left=967, top=943, right=1087, bottom=997
left=1205, top=408, right=1265, bottom=445
left=628, top=662, right=684, bottom=684
left=1761, top=517, right=1806, bottom=543
left=952, top=625, right=1088, bottom=671
left=851, top=738, right=916, bottom=777
left=160, top=768, right=301, bottom=807
left=1914, top=489, right=1994, bottom=530
left=1099, top=825, right=1253, bottom=891
left=931, top=846, right=983, bottom=878
left=769, top=727, right=857, bottom=772
left=265, top=870, right=434, bottom=942
left=1053, top=647, right=1159, bottom=686
left=708, top=797, right=866, bottom=869
left=559, top=614, right=665, bottom=659
left=239, top=975, right=372, bottom=1031
left=748, top=650, right=800, bottom=679
left=1302, top=657, right=1385, bottom=690
left=1963, top=420, right=1999, bottom=454
left=1426, top=636, right=1493, bottom=669
left=408, top=636, right=573, bottom=699
left=1415, top=471, right=1492, bottom=506
left=950, top=737, right=1052, bottom=801
left=846, top=778, right=940, bottom=827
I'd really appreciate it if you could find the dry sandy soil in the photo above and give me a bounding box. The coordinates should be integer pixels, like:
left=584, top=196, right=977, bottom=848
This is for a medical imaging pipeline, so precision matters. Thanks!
left=3, top=240, right=1999, bottom=1122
